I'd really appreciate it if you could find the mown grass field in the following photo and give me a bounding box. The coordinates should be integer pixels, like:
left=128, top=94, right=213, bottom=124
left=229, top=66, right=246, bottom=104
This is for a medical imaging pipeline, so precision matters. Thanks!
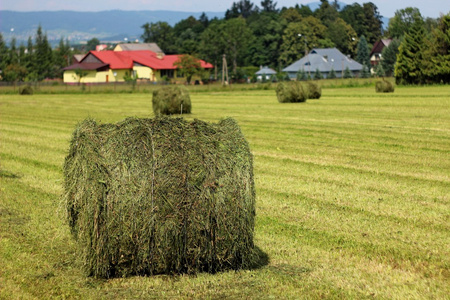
left=1, top=84, right=449, bottom=299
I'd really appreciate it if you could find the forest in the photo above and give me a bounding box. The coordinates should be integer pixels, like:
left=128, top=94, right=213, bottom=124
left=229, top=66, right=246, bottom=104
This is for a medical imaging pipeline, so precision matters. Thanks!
left=0, top=0, right=448, bottom=84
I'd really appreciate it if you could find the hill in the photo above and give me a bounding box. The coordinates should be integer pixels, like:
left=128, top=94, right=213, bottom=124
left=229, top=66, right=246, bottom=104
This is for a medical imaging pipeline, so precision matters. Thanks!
left=0, top=3, right=389, bottom=47
left=0, top=10, right=224, bottom=46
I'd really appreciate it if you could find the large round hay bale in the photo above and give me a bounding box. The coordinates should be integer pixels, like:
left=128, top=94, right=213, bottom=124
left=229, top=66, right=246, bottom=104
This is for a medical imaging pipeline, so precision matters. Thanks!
left=63, top=117, right=256, bottom=278
left=152, top=85, right=191, bottom=115
left=276, top=82, right=307, bottom=103
left=375, top=80, right=395, bottom=93
left=306, top=82, right=322, bottom=99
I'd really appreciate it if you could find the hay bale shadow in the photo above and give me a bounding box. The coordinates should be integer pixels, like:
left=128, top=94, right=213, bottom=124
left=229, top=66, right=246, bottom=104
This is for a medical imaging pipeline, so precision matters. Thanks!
left=248, top=246, right=270, bottom=270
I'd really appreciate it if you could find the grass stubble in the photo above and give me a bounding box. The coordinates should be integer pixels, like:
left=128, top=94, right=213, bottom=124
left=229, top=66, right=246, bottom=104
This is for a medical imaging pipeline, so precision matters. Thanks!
left=0, top=84, right=449, bottom=299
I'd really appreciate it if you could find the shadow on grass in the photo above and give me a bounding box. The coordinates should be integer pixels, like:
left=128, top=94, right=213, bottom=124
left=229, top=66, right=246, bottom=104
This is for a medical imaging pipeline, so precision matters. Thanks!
left=0, top=169, right=21, bottom=179
left=248, top=245, right=270, bottom=270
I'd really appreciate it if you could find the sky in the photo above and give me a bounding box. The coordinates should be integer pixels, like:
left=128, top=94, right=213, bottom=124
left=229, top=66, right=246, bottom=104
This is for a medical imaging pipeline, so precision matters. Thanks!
left=0, top=0, right=448, bottom=18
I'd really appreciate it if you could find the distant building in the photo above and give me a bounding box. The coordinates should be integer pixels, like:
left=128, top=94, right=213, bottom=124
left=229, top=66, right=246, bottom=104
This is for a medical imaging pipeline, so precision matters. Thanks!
left=370, top=39, right=392, bottom=69
left=255, top=66, right=277, bottom=81
left=63, top=44, right=213, bottom=84
left=96, top=44, right=108, bottom=51
left=114, top=43, right=163, bottom=54
left=283, top=48, right=363, bottom=79
left=72, top=54, right=85, bottom=63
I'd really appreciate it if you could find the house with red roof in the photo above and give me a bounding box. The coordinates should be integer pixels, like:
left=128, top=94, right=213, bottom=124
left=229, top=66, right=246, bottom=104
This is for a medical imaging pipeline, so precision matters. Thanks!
left=63, top=46, right=213, bottom=84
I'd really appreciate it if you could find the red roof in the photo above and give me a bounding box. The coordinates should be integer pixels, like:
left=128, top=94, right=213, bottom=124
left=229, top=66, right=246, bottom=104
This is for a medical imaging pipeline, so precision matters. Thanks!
left=84, top=51, right=133, bottom=69
left=75, top=50, right=213, bottom=70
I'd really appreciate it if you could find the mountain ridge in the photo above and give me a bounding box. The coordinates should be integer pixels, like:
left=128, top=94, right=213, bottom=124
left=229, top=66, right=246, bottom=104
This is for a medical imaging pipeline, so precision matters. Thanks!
left=0, top=5, right=389, bottom=47
left=0, top=10, right=225, bottom=45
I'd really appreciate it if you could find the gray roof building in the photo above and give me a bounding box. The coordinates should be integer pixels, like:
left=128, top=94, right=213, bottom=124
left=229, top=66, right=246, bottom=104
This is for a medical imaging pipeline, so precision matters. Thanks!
left=255, top=66, right=277, bottom=75
left=114, top=43, right=163, bottom=54
left=283, top=48, right=363, bottom=79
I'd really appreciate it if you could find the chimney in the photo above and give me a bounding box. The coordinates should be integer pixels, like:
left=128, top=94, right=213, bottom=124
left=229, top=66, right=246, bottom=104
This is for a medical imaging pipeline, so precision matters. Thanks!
left=157, top=52, right=164, bottom=59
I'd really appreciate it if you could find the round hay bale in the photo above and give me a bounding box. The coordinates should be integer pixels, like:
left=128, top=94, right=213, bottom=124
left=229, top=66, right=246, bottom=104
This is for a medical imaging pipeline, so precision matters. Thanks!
left=19, top=86, right=33, bottom=95
left=276, top=82, right=307, bottom=103
left=306, top=82, right=322, bottom=99
left=375, top=80, right=395, bottom=93
left=63, top=117, right=256, bottom=278
left=152, top=85, right=191, bottom=115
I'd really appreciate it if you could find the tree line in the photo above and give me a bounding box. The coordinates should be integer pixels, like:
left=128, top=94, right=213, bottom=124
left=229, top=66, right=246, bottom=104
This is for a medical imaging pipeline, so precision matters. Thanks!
left=0, top=0, right=448, bottom=84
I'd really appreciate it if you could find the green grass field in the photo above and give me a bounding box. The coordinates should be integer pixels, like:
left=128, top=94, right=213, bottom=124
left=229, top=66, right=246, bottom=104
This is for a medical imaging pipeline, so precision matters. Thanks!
left=1, top=84, right=449, bottom=299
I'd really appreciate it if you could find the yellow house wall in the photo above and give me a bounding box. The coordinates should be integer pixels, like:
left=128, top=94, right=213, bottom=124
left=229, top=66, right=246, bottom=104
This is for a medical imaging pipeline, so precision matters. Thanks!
left=63, top=71, right=78, bottom=83
left=107, top=69, right=129, bottom=82
left=63, top=70, right=101, bottom=83
left=64, top=67, right=211, bottom=84
left=133, top=66, right=154, bottom=81
left=64, top=69, right=133, bottom=83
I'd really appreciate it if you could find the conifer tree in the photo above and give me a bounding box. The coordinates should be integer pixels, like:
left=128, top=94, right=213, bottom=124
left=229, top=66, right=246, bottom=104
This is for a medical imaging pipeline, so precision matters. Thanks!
left=9, top=38, right=19, bottom=65
left=0, top=33, right=8, bottom=71
left=25, top=37, right=38, bottom=81
left=297, top=69, right=307, bottom=81
left=343, top=66, right=352, bottom=78
left=356, top=35, right=370, bottom=67
left=314, top=68, right=323, bottom=80
left=54, top=37, right=71, bottom=78
left=328, top=68, right=336, bottom=79
left=423, top=14, right=450, bottom=83
left=360, top=64, right=370, bottom=78
left=394, top=14, right=427, bottom=84
left=375, top=64, right=385, bottom=77
left=35, top=25, right=53, bottom=80
left=381, top=38, right=401, bottom=77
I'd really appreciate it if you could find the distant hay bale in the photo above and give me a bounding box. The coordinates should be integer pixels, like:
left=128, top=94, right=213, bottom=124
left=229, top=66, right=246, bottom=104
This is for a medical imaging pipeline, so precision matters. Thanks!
left=63, top=117, right=256, bottom=278
left=276, top=82, right=307, bottom=103
left=19, top=86, right=33, bottom=95
left=306, top=82, right=322, bottom=99
left=152, top=85, right=191, bottom=115
left=375, top=80, right=395, bottom=93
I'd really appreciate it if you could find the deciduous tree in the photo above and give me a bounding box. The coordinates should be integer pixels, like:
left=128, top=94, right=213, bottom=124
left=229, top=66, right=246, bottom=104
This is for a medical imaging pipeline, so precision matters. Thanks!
left=221, top=17, right=253, bottom=74
left=198, top=21, right=224, bottom=79
left=326, top=18, right=358, bottom=57
left=261, top=0, right=278, bottom=13
left=280, top=16, right=328, bottom=65
left=141, top=21, right=175, bottom=53
left=225, top=0, right=259, bottom=19
left=386, top=7, right=422, bottom=38
left=173, top=54, right=202, bottom=84
left=86, top=38, right=100, bottom=51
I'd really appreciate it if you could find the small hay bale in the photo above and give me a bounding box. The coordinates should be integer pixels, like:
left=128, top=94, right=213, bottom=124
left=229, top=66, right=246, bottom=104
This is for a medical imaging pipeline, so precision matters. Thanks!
left=276, top=82, right=307, bottom=103
left=375, top=80, right=395, bottom=93
left=19, top=86, right=33, bottom=95
left=306, top=82, right=322, bottom=99
left=152, top=85, right=191, bottom=115
left=63, top=117, right=256, bottom=278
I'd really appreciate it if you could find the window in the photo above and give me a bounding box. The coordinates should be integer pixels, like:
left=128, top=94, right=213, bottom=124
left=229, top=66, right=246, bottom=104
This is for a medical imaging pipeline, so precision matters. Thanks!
left=160, top=69, right=174, bottom=78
